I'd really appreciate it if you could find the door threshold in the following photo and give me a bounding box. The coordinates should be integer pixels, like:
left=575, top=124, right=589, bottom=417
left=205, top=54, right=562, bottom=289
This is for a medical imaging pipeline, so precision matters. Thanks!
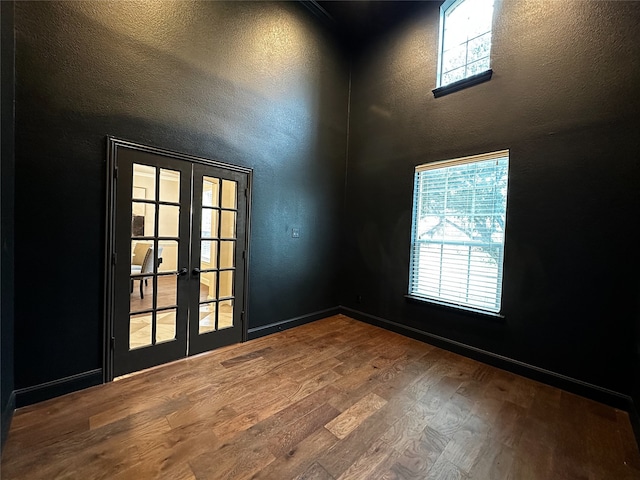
left=113, top=341, right=244, bottom=382
left=113, top=354, right=194, bottom=382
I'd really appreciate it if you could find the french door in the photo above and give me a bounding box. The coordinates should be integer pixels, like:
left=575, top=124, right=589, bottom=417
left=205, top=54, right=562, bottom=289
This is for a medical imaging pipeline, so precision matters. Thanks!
left=106, top=139, right=250, bottom=378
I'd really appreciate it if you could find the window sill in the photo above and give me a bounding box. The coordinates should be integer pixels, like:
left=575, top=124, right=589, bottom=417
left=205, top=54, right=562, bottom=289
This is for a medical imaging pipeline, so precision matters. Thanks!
left=405, top=294, right=505, bottom=322
left=432, top=69, right=493, bottom=98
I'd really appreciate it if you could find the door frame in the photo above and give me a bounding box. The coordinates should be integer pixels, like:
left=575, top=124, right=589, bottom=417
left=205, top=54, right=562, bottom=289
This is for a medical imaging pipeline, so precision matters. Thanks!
left=103, top=137, right=253, bottom=382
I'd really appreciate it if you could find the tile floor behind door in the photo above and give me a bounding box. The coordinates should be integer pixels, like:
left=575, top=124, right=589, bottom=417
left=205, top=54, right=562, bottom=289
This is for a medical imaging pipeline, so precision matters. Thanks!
left=129, top=276, right=234, bottom=349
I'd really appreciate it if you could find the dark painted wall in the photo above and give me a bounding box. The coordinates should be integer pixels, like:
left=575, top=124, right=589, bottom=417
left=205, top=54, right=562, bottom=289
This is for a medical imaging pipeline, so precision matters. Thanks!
left=1, top=0, right=16, bottom=447
left=343, top=0, right=640, bottom=395
left=13, top=2, right=348, bottom=393
left=9, top=0, right=640, bottom=414
left=634, top=286, right=640, bottom=418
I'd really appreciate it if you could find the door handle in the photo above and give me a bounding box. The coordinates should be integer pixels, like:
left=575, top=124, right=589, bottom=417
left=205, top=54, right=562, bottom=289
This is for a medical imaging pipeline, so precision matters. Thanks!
left=176, top=268, right=188, bottom=276
left=192, top=268, right=201, bottom=275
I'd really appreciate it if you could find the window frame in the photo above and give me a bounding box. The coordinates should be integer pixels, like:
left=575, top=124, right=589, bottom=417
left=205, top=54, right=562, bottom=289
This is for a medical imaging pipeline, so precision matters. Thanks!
left=434, top=0, right=495, bottom=96
left=407, top=150, right=509, bottom=317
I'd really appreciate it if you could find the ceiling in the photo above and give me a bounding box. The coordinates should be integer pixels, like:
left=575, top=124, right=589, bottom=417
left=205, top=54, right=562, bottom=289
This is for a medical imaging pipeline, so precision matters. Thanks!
left=307, top=1, right=428, bottom=49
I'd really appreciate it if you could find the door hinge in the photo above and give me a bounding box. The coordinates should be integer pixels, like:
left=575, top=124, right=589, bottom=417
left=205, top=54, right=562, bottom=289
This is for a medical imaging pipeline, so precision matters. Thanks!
left=242, top=250, right=246, bottom=260
left=114, top=166, right=119, bottom=179
left=241, top=311, right=245, bottom=322
left=112, top=252, right=117, bottom=265
left=110, top=336, right=115, bottom=350
left=244, top=188, right=248, bottom=198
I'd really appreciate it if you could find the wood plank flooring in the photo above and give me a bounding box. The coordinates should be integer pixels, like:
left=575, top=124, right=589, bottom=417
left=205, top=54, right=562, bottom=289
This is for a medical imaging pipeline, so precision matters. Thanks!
left=2, top=315, right=639, bottom=479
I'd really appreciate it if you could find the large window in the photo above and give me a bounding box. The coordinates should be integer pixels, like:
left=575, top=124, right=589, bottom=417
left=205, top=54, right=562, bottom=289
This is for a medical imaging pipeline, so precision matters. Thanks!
left=408, top=150, right=509, bottom=313
left=437, top=0, right=495, bottom=87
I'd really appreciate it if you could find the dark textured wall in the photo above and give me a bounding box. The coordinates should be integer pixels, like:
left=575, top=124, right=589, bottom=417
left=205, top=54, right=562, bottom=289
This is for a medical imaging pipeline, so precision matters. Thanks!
left=9, top=0, right=640, bottom=416
left=635, top=286, right=640, bottom=421
left=1, top=0, right=16, bottom=446
left=13, top=1, right=348, bottom=392
left=344, top=0, right=640, bottom=395
left=635, top=300, right=640, bottom=431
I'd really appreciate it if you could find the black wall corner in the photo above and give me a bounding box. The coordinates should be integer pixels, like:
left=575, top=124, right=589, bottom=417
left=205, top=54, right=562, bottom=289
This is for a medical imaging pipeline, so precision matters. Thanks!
left=1, top=390, right=15, bottom=453
left=1, top=0, right=16, bottom=453
left=632, top=286, right=640, bottom=447
left=247, top=306, right=341, bottom=340
left=629, top=397, right=640, bottom=453
left=14, top=369, right=102, bottom=408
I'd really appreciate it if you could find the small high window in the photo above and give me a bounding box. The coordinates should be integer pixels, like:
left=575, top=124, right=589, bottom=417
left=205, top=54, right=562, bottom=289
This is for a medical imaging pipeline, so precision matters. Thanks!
left=437, top=0, right=495, bottom=87
left=408, top=150, right=509, bottom=314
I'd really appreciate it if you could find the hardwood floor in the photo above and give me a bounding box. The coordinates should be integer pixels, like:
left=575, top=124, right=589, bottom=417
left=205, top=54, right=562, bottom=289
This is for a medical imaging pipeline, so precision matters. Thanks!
left=2, top=315, right=639, bottom=479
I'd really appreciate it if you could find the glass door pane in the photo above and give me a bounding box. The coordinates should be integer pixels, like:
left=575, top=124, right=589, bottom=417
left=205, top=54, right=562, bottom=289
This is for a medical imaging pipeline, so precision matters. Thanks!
left=189, top=164, right=247, bottom=355
left=128, top=163, right=183, bottom=350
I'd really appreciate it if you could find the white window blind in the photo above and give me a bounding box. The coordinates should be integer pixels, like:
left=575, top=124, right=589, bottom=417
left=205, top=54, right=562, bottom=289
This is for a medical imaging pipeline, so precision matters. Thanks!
left=409, top=150, right=509, bottom=313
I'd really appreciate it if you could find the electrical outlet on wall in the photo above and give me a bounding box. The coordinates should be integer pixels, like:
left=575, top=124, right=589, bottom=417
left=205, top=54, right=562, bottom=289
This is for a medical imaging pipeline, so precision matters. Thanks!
left=292, top=228, right=300, bottom=238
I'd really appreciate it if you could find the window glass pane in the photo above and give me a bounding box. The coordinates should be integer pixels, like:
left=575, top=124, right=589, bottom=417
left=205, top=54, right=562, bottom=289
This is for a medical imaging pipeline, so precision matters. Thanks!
left=467, top=57, right=491, bottom=76
left=444, top=29, right=468, bottom=52
left=202, top=208, right=219, bottom=239
left=467, top=32, right=491, bottom=63
left=133, top=164, right=155, bottom=201
left=444, top=16, right=468, bottom=47
left=157, top=240, right=178, bottom=273
left=131, top=241, right=152, bottom=267
left=130, top=312, right=152, bottom=350
left=219, top=270, right=234, bottom=298
left=201, top=240, right=218, bottom=269
left=409, top=153, right=508, bottom=313
left=221, top=211, right=236, bottom=239
left=442, top=67, right=465, bottom=86
left=132, top=204, right=155, bottom=237
left=200, top=271, right=217, bottom=302
left=221, top=180, right=237, bottom=209
left=156, top=275, right=177, bottom=309
left=219, top=300, right=234, bottom=330
left=130, top=244, right=161, bottom=306
left=220, top=241, right=235, bottom=269
left=203, top=177, right=220, bottom=207
left=130, top=270, right=154, bottom=313
left=159, top=169, right=180, bottom=203
left=199, top=302, right=216, bottom=334
left=468, top=0, right=494, bottom=36
left=446, top=0, right=469, bottom=27
left=442, top=44, right=467, bottom=74
left=156, top=308, right=176, bottom=344
left=158, top=205, right=179, bottom=237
